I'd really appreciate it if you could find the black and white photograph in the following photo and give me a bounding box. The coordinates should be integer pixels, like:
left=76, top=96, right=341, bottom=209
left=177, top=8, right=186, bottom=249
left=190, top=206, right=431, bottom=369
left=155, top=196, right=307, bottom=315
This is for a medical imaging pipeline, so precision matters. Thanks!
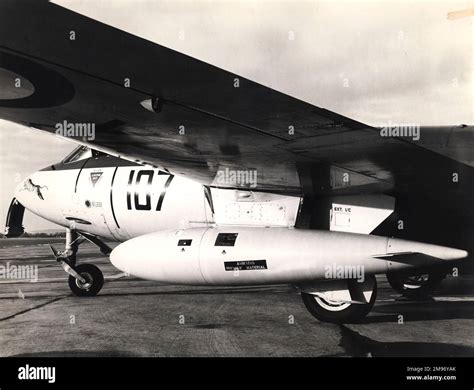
left=0, top=0, right=473, bottom=386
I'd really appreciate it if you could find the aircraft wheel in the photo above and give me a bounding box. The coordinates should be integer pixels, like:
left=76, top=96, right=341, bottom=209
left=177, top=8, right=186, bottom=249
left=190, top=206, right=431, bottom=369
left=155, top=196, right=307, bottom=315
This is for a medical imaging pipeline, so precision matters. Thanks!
left=68, top=264, right=104, bottom=297
left=301, top=275, right=377, bottom=324
left=386, top=270, right=446, bottom=299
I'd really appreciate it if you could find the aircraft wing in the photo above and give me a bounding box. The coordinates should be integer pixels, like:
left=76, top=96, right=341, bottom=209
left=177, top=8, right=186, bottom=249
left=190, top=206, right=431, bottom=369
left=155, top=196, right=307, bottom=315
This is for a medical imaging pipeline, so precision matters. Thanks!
left=0, top=0, right=472, bottom=225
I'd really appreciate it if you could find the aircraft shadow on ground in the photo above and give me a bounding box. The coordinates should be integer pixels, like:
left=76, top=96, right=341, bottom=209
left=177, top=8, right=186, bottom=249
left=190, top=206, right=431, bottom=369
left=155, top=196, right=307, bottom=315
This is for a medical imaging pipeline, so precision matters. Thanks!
left=10, top=350, right=137, bottom=357
left=360, top=301, right=474, bottom=323
left=338, top=325, right=474, bottom=357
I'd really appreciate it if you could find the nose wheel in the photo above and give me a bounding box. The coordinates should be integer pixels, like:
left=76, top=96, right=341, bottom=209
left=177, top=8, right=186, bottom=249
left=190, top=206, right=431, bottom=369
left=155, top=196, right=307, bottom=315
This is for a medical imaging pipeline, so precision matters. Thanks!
left=68, top=263, right=104, bottom=297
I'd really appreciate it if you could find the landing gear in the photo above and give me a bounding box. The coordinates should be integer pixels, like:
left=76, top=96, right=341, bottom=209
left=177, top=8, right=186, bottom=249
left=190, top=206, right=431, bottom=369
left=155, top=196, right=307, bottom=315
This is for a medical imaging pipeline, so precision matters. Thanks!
left=68, top=264, right=104, bottom=297
left=301, top=275, right=377, bottom=323
left=64, top=228, right=78, bottom=266
left=50, top=228, right=107, bottom=297
left=387, top=269, right=446, bottom=299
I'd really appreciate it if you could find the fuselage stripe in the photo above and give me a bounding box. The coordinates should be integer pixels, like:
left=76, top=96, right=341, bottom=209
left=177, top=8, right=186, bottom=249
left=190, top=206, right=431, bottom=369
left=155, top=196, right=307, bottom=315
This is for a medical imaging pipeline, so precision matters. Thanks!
left=110, top=166, right=120, bottom=229
left=74, top=159, right=89, bottom=193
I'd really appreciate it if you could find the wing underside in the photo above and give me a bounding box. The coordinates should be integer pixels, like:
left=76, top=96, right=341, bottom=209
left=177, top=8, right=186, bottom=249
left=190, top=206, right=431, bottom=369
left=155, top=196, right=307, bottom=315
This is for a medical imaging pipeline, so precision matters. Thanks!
left=0, top=1, right=472, bottom=252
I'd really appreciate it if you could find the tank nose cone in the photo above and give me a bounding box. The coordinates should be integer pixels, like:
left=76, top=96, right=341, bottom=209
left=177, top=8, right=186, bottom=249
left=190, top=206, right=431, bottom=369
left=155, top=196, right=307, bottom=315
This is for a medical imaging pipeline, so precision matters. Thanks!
left=110, top=240, right=133, bottom=274
left=388, top=238, right=469, bottom=261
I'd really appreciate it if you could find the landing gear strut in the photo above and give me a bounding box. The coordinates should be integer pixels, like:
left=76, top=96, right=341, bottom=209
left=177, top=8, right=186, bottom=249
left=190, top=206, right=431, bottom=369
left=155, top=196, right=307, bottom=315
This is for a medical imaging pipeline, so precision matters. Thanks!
left=50, top=228, right=106, bottom=297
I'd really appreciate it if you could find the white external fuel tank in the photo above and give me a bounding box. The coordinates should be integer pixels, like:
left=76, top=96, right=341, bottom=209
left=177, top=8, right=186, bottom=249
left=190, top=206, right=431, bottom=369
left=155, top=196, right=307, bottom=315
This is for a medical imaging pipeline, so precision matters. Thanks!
left=110, top=227, right=468, bottom=286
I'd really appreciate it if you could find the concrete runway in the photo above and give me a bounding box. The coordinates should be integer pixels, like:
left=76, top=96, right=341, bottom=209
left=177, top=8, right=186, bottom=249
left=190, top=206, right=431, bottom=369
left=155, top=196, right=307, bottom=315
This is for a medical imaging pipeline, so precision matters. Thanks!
left=0, top=238, right=473, bottom=357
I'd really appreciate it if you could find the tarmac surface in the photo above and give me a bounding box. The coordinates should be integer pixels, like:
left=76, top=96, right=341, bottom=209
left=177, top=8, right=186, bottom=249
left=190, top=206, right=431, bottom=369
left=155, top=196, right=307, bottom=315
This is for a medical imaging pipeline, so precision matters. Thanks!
left=0, top=237, right=473, bottom=357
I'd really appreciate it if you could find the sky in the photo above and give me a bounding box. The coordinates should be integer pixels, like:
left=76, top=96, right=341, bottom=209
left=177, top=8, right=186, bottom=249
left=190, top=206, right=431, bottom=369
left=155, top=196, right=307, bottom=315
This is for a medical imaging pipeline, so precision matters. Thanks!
left=0, top=0, right=472, bottom=231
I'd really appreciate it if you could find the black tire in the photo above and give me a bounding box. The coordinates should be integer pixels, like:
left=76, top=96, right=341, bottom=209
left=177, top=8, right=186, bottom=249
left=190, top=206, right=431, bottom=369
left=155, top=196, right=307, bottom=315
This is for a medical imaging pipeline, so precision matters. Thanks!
left=301, top=275, right=377, bottom=324
left=386, top=270, right=446, bottom=299
left=68, top=264, right=104, bottom=297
